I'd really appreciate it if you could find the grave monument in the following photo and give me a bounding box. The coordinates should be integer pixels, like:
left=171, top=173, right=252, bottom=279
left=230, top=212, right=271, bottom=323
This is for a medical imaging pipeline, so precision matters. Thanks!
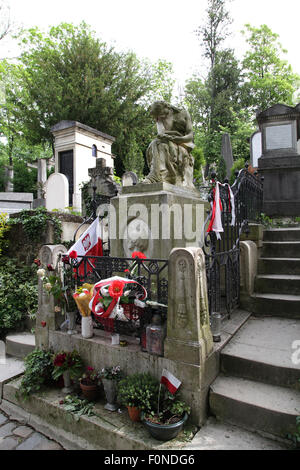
left=110, top=101, right=208, bottom=259
left=257, top=103, right=300, bottom=216
left=50, top=121, right=115, bottom=212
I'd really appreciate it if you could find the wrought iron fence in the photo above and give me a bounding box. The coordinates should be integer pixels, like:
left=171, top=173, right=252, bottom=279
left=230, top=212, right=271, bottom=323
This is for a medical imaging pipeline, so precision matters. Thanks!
left=62, top=254, right=168, bottom=337
left=202, top=165, right=263, bottom=318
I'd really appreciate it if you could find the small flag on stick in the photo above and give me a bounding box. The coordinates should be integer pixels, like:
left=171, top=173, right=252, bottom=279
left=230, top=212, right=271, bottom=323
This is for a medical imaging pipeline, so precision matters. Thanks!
left=160, top=369, right=181, bottom=395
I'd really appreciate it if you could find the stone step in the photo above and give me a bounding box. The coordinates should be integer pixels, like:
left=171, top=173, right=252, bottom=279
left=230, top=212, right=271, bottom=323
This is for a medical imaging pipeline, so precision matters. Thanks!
left=0, top=357, right=24, bottom=401
left=254, top=274, right=300, bottom=295
left=263, top=228, right=300, bottom=242
left=183, top=417, right=290, bottom=450
left=5, top=333, right=35, bottom=359
left=250, top=293, right=300, bottom=319
left=258, top=258, right=300, bottom=275
left=220, top=317, right=300, bottom=389
left=209, top=374, right=300, bottom=439
left=261, top=242, right=300, bottom=258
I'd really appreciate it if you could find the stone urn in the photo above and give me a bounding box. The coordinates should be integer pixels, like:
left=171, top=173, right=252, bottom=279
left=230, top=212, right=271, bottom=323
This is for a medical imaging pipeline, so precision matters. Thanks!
left=102, top=379, right=118, bottom=411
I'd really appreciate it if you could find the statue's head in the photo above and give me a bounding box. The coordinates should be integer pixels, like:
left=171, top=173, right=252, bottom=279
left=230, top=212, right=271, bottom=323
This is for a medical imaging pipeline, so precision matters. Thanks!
left=150, top=101, right=170, bottom=118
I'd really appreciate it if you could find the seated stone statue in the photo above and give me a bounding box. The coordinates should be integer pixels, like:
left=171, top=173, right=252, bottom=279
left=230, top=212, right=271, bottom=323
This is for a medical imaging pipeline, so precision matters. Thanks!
left=143, top=101, right=195, bottom=188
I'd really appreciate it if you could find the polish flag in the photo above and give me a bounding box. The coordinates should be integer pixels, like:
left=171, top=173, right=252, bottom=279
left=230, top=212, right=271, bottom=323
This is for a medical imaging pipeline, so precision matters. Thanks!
left=160, top=369, right=181, bottom=395
left=67, top=217, right=103, bottom=276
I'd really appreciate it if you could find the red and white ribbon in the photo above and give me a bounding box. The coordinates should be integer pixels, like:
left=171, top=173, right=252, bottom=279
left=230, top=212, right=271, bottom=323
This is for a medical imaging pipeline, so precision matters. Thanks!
left=207, top=182, right=235, bottom=240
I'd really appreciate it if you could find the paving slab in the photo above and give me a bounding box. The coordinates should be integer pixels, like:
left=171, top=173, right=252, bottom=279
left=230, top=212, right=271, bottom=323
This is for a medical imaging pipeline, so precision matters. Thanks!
left=0, top=422, right=17, bottom=438
left=15, top=432, right=52, bottom=450
left=184, top=417, right=290, bottom=450
left=12, top=425, right=33, bottom=439
left=0, top=412, right=8, bottom=426
left=0, top=436, right=19, bottom=450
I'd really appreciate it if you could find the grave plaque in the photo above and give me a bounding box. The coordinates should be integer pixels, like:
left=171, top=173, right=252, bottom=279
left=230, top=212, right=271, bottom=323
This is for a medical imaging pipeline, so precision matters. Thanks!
left=250, top=131, right=262, bottom=168
left=265, top=123, right=293, bottom=151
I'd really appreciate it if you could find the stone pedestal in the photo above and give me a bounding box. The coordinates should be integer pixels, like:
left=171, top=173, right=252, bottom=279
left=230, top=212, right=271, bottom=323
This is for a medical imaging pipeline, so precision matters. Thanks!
left=35, top=244, right=67, bottom=350
left=164, top=247, right=214, bottom=424
left=257, top=104, right=300, bottom=216
left=110, top=183, right=208, bottom=259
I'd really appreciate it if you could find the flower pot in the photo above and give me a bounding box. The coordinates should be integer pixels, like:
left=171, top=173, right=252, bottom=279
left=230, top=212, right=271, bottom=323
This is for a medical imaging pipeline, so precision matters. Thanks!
left=102, top=378, right=118, bottom=411
left=81, top=315, right=93, bottom=338
left=127, top=406, right=141, bottom=422
left=80, top=381, right=99, bottom=401
left=142, top=413, right=188, bottom=441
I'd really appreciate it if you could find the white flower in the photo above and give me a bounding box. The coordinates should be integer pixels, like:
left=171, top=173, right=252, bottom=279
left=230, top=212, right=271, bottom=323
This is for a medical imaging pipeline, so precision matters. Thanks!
left=54, top=306, right=61, bottom=313
left=44, top=282, right=52, bottom=291
left=37, top=268, right=46, bottom=277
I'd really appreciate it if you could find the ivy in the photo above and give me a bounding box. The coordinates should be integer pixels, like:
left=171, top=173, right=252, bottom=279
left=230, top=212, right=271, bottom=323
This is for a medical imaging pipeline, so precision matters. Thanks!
left=0, top=257, right=38, bottom=338
left=9, top=206, right=62, bottom=244
left=18, top=349, right=54, bottom=399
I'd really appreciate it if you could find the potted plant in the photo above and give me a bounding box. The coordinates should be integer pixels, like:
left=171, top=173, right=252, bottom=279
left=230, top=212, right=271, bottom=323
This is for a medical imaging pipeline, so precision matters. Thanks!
left=79, top=366, right=101, bottom=401
left=117, top=372, right=159, bottom=422
left=17, top=348, right=54, bottom=399
left=52, top=350, right=83, bottom=394
left=142, top=384, right=190, bottom=441
left=100, top=366, right=123, bottom=411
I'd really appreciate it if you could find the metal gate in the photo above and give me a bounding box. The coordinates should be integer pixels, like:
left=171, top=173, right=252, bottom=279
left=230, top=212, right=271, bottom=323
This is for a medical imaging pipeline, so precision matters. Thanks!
left=203, top=165, right=263, bottom=318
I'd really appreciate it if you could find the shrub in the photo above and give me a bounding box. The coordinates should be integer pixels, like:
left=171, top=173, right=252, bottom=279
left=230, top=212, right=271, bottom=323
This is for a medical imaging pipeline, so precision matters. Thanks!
left=0, top=257, right=38, bottom=338
left=117, top=372, right=159, bottom=412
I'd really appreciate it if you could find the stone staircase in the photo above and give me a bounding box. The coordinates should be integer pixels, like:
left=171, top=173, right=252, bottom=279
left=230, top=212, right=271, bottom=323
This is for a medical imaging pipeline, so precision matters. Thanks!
left=252, top=228, right=300, bottom=319
left=0, top=332, right=35, bottom=404
left=209, top=227, right=300, bottom=443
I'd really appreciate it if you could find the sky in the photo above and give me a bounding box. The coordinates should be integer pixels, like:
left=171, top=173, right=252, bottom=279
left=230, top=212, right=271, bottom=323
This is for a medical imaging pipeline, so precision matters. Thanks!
left=1, top=0, right=300, bottom=90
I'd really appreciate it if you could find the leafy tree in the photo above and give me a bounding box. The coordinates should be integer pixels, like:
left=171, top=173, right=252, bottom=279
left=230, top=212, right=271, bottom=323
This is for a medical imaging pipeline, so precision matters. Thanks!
left=4, top=22, right=175, bottom=177
left=241, top=24, right=300, bottom=112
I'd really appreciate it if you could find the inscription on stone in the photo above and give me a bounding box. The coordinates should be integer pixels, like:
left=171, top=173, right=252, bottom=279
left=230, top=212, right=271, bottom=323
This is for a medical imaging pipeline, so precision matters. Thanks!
left=266, top=124, right=293, bottom=150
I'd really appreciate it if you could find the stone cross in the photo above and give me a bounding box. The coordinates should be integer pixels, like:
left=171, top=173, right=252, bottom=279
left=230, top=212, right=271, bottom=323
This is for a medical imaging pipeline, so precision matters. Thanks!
left=221, top=133, right=234, bottom=179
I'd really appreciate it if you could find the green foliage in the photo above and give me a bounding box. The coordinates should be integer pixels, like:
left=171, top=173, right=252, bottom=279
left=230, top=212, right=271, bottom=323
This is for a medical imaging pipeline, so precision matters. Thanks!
left=2, top=22, right=175, bottom=177
left=241, top=24, right=300, bottom=112
left=60, top=395, right=95, bottom=421
left=0, top=257, right=38, bottom=337
left=230, top=158, right=246, bottom=184
left=100, top=366, right=123, bottom=381
left=145, top=385, right=190, bottom=425
left=0, top=212, right=9, bottom=255
left=117, top=373, right=159, bottom=412
left=9, top=206, right=62, bottom=244
left=18, top=349, right=54, bottom=399
left=258, top=213, right=275, bottom=229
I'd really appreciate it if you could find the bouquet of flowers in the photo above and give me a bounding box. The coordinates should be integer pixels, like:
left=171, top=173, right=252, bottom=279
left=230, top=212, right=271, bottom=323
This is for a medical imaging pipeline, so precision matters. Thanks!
left=100, top=366, right=123, bottom=381
left=52, top=350, right=83, bottom=381
left=73, top=284, right=94, bottom=317
left=89, top=276, right=147, bottom=323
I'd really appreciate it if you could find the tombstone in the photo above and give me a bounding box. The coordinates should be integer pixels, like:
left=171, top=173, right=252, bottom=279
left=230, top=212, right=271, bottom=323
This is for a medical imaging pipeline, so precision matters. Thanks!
left=45, top=173, right=69, bottom=212
left=221, top=133, right=234, bottom=179
left=257, top=103, right=300, bottom=216
left=51, top=121, right=116, bottom=212
left=122, top=171, right=138, bottom=187
left=4, top=165, right=14, bottom=192
left=250, top=130, right=262, bottom=168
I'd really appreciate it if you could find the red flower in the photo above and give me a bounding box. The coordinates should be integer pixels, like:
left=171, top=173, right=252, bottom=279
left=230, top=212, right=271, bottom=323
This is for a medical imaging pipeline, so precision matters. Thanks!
left=34, top=259, right=41, bottom=266
left=124, top=269, right=129, bottom=273
left=108, top=280, right=124, bottom=299
left=54, top=353, right=66, bottom=367
left=47, top=264, right=54, bottom=271
left=87, top=366, right=94, bottom=371
left=131, top=251, right=146, bottom=260
left=69, top=250, right=78, bottom=259
left=41, top=321, right=46, bottom=328
left=62, top=255, right=70, bottom=264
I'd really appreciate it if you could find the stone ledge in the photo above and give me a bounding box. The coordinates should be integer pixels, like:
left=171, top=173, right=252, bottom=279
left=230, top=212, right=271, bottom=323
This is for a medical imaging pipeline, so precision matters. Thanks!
left=2, top=378, right=193, bottom=451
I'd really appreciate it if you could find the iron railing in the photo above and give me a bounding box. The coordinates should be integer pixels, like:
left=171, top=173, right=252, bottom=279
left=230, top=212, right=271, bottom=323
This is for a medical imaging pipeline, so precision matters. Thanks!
left=62, top=254, right=168, bottom=337
left=202, top=165, right=263, bottom=318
